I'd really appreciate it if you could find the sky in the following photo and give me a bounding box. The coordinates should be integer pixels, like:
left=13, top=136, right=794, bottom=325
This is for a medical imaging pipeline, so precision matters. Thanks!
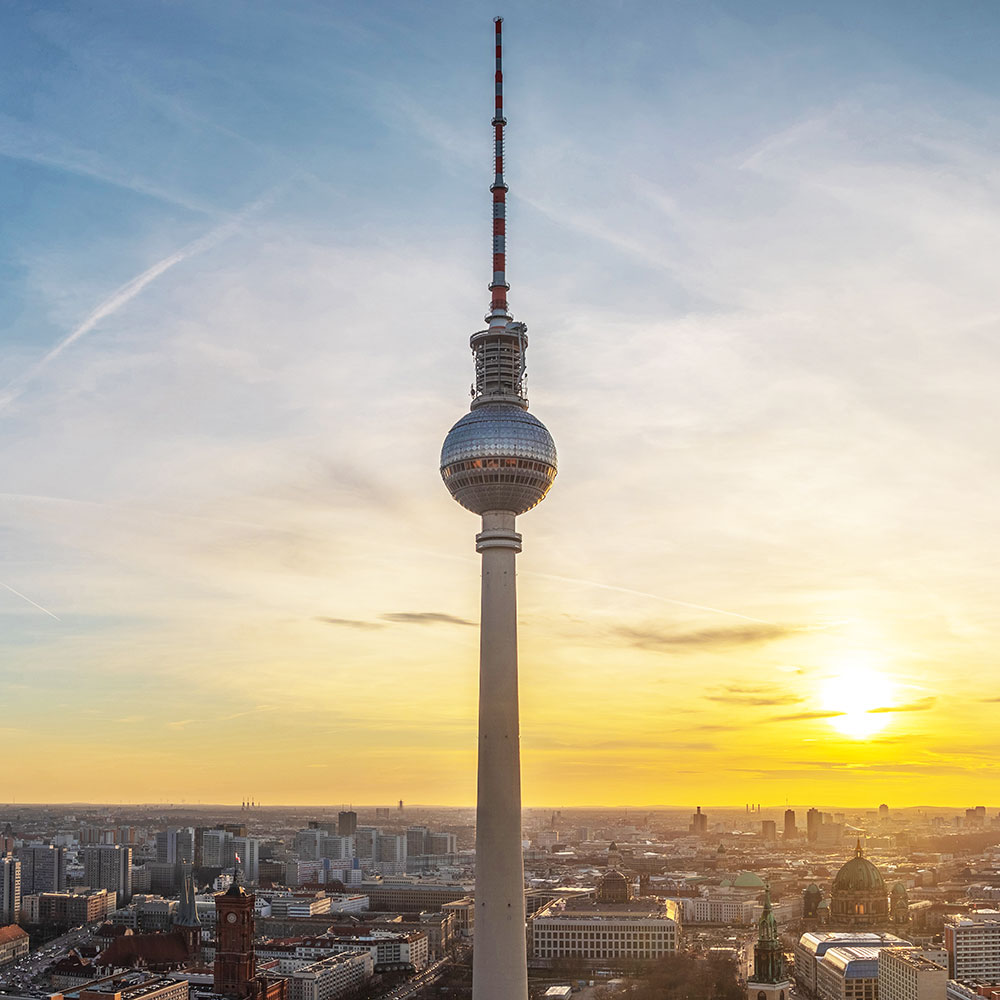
left=2, top=0, right=1000, bottom=808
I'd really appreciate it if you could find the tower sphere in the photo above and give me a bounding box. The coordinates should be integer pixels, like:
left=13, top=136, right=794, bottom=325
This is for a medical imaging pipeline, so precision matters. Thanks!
left=440, top=403, right=557, bottom=515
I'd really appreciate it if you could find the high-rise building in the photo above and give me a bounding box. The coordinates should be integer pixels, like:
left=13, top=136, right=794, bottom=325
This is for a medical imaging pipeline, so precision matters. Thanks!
left=690, top=806, right=709, bottom=836
left=944, top=912, right=1000, bottom=981
left=203, top=829, right=236, bottom=868
left=1, top=856, right=21, bottom=924
left=17, top=844, right=66, bottom=894
left=878, top=947, right=946, bottom=1000
left=761, top=820, right=777, bottom=842
left=406, top=827, right=429, bottom=857
left=83, top=844, right=132, bottom=903
left=784, top=810, right=797, bottom=840
left=807, top=808, right=822, bottom=842
left=233, top=837, right=261, bottom=883
left=156, top=828, right=194, bottom=864
left=337, top=812, right=357, bottom=838
left=438, top=19, right=558, bottom=1000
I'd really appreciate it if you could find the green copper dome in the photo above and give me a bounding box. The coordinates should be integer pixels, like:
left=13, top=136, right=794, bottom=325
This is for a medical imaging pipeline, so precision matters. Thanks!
left=832, top=841, right=885, bottom=892
left=734, top=871, right=766, bottom=888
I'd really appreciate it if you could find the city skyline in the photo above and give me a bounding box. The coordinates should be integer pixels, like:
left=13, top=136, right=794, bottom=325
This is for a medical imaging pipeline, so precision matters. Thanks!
left=3, top=0, right=1000, bottom=806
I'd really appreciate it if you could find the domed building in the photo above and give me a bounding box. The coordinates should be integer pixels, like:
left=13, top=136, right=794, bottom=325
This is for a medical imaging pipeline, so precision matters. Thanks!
left=596, top=869, right=632, bottom=905
left=829, top=841, right=889, bottom=926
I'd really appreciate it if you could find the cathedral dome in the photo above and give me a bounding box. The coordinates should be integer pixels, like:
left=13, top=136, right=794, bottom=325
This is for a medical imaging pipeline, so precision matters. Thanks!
left=829, top=841, right=889, bottom=927
left=833, top=844, right=885, bottom=893
left=734, top=871, right=766, bottom=889
left=596, top=869, right=631, bottom=905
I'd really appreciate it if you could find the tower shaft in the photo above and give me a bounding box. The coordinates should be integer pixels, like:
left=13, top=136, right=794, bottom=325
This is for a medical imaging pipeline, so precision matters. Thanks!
left=474, top=511, right=528, bottom=1000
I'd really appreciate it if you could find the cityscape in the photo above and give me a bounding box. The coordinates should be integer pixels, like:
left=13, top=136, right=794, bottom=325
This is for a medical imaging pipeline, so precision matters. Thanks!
left=2, top=803, right=1000, bottom=1000
left=4, top=3, right=1000, bottom=1000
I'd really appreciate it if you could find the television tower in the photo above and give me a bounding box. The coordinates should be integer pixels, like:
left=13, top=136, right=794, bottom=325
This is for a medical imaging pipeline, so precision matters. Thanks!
left=440, top=18, right=557, bottom=1000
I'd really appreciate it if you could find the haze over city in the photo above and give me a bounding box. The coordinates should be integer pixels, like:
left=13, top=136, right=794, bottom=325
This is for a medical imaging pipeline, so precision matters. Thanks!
left=4, top=0, right=1000, bottom=809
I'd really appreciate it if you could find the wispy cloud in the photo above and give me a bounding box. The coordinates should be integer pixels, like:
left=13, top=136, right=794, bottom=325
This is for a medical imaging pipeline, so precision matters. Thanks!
left=315, top=616, right=385, bottom=630
left=380, top=612, right=475, bottom=627
left=770, top=709, right=847, bottom=723
left=706, top=683, right=805, bottom=706
left=526, top=571, right=776, bottom=624
left=869, top=697, right=937, bottom=714
left=0, top=184, right=285, bottom=412
left=618, top=623, right=793, bottom=652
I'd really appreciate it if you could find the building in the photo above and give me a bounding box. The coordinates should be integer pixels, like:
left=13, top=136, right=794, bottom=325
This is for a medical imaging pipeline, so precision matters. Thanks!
left=747, top=889, right=793, bottom=1000
left=0, top=925, right=29, bottom=967
left=785, top=811, right=797, bottom=841
left=63, top=972, right=190, bottom=1000
left=830, top=843, right=890, bottom=928
left=84, top=845, right=133, bottom=903
left=156, top=829, right=194, bottom=865
left=691, top=808, right=709, bottom=836
left=530, top=871, right=680, bottom=965
left=808, top=809, right=822, bottom=843
left=279, top=953, right=372, bottom=1000
left=39, top=888, right=117, bottom=927
left=1, top=856, right=21, bottom=924
left=944, top=912, right=1000, bottom=981
left=336, top=813, right=357, bottom=838
left=795, top=933, right=911, bottom=996
left=18, top=844, right=67, bottom=893
left=260, top=932, right=428, bottom=974
left=816, top=947, right=883, bottom=1000
left=437, top=19, right=558, bottom=1000
left=233, top=838, right=262, bottom=883
left=214, top=876, right=287, bottom=1000
left=357, top=880, right=471, bottom=912
left=761, top=821, right=777, bottom=842
left=878, top=947, right=947, bottom=1000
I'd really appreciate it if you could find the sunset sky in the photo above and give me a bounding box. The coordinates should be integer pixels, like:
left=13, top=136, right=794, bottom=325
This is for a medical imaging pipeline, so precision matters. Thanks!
left=3, top=0, right=1000, bottom=807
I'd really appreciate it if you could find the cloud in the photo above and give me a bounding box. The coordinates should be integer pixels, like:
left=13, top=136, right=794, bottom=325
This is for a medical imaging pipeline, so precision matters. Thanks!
left=706, top=683, right=805, bottom=707
left=868, top=697, right=937, bottom=714
left=0, top=184, right=285, bottom=412
left=380, top=612, right=475, bottom=627
left=617, top=623, right=794, bottom=652
left=769, top=709, right=847, bottom=722
left=315, top=616, right=385, bottom=630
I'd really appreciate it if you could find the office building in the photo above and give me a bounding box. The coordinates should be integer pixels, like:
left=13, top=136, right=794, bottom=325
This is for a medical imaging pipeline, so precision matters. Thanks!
left=795, top=933, right=910, bottom=995
left=1, top=856, right=21, bottom=924
left=944, top=912, right=1000, bottom=981
left=691, top=807, right=709, bottom=836
left=280, top=952, right=373, bottom=1000
left=337, top=813, right=357, bottom=838
left=531, top=871, right=679, bottom=964
left=785, top=810, right=797, bottom=840
left=18, top=844, right=67, bottom=893
left=878, top=947, right=947, bottom=1000
left=84, top=845, right=133, bottom=903
left=156, top=828, right=194, bottom=865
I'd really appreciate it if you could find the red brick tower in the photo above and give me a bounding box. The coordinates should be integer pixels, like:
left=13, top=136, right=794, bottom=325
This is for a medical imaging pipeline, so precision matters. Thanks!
left=214, top=881, right=256, bottom=997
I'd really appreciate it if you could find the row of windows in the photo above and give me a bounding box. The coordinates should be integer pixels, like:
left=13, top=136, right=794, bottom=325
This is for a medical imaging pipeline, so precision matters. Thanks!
left=535, top=946, right=670, bottom=959
left=444, top=458, right=553, bottom=473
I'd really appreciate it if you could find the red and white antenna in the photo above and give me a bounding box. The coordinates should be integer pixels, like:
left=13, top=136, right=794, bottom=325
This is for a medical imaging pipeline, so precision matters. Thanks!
left=489, top=16, right=509, bottom=321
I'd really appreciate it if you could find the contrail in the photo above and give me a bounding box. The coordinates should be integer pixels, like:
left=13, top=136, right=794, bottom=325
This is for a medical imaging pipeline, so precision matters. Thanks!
left=522, top=570, right=776, bottom=624
left=0, top=580, right=61, bottom=621
left=0, top=185, right=284, bottom=412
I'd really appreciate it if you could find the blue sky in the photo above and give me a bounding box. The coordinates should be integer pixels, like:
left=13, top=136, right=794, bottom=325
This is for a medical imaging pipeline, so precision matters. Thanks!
left=3, top=0, right=1000, bottom=805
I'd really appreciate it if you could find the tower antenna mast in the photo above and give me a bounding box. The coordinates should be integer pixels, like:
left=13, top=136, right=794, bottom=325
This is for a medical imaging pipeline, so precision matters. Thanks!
left=490, top=16, right=509, bottom=318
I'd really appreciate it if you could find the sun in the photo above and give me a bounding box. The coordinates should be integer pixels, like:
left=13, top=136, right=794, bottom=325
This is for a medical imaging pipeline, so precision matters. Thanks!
left=820, top=659, right=896, bottom=739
